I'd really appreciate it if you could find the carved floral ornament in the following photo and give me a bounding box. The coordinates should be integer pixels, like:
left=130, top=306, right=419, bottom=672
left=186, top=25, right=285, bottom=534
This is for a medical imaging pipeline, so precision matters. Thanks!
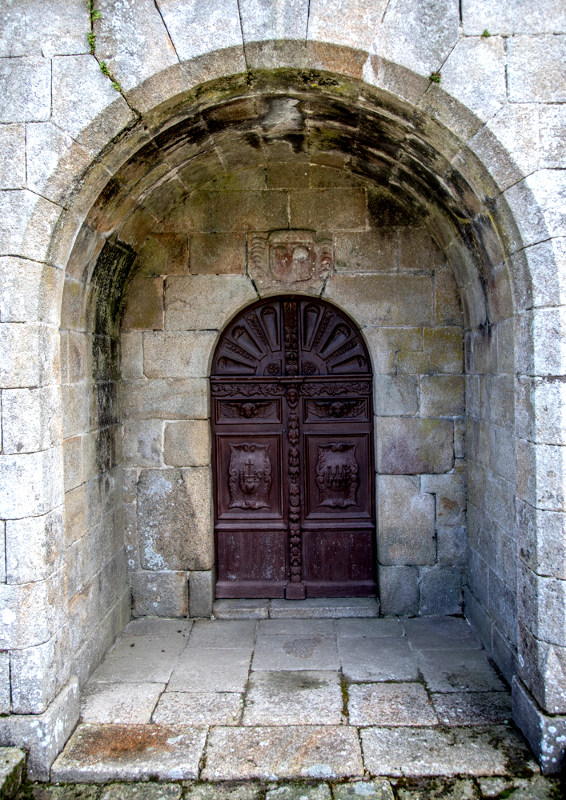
left=249, top=230, right=333, bottom=290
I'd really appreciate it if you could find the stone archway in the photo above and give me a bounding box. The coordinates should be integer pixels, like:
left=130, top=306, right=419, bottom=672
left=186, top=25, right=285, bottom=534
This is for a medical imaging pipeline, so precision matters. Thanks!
left=211, top=294, right=376, bottom=600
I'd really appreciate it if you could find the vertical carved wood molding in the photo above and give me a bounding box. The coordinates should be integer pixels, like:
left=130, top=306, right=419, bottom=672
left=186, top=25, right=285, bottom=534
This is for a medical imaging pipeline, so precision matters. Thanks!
left=283, top=300, right=304, bottom=596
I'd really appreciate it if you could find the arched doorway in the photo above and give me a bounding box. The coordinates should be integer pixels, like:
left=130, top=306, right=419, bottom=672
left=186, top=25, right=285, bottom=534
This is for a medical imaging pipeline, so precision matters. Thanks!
left=211, top=295, right=376, bottom=600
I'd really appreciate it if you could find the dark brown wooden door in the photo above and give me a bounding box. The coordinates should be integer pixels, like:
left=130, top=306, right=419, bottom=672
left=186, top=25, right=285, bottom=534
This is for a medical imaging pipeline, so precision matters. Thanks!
left=211, top=296, right=376, bottom=599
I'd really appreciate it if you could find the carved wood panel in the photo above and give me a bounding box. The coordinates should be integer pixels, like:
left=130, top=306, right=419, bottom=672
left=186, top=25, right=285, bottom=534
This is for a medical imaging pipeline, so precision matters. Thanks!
left=211, top=295, right=376, bottom=599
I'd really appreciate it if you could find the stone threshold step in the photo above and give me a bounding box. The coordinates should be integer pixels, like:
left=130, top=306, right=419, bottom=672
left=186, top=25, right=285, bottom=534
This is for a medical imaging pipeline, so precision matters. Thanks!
left=212, top=597, right=379, bottom=620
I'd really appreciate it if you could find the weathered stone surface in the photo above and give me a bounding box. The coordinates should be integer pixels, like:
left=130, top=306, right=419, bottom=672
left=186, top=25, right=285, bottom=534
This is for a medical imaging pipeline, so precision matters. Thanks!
left=123, top=420, right=163, bottom=467
left=94, top=0, right=177, bottom=92
left=512, top=676, right=566, bottom=774
left=0, top=569, right=65, bottom=649
left=419, top=567, right=463, bottom=616
left=289, top=189, right=366, bottom=230
left=10, top=628, right=70, bottom=714
left=90, top=634, right=186, bottom=684
left=269, top=598, right=378, bottom=619
left=190, top=232, right=246, bottom=275
left=122, top=379, right=208, bottom=420
left=81, top=682, right=164, bottom=724
left=339, top=637, right=419, bottom=682
left=507, top=35, right=566, bottom=102
left=243, top=671, right=343, bottom=725
left=0, top=57, right=51, bottom=122
left=0, top=747, right=26, bottom=800
left=202, top=726, right=363, bottom=780
left=165, top=275, right=257, bottom=330
left=157, top=0, right=244, bottom=60
left=131, top=571, right=189, bottom=618
left=0, top=678, right=79, bottom=780
left=0, top=258, right=62, bottom=324
left=403, top=615, right=481, bottom=651
left=440, top=37, right=506, bottom=122
left=325, top=275, right=433, bottom=327
left=0, top=125, right=24, bottom=188
left=335, top=230, right=398, bottom=272
left=432, top=691, right=512, bottom=726
left=137, top=468, right=212, bottom=571
left=259, top=619, right=334, bottom=636
left=361, top=725, right=529, bottom=777
left=416, top=649, right=506, bottom=693
left=377, top=476, right=435, bottom=565
left=168, top=647, right=252, bottom=693
left=0, top=0, right=89, bottom=57
left=153, top=691, right=242, bottom=726
left=266, top=784, right=332, bottom=800
left=189, top=620, right=256, bottom=648
left=398, top=328, right=463, bottom=375
left=336, top=618, right=403, bottom=638
left=540, top=105, right=566, bottom=169
left=252, top=634, right=339, bottom=671
left=363, top=327, right=422, bottom=375
left=0, top=654, right=10, bottom=715
left=462, top=0, right=566, bottom=33
left=348, top=683, right=437, bottom=726
left=377, top=566, right=419, bottom=616
left=333, top=782, right=394, bottom=800
left=0, top=192, right=61, bottom=263
left=420, top=376, right=464, bottom=417
left=123, top=617, right=192, bottom=636
left=213, top=599, right=270, bottom=620
left=5, top=506, right=64, bottom=583
left=373, top=375, right=418, bottom=416
left=376, top=419, right=454, bottom=474
left=51, top=724, right=206, bottom=782
left=185, top=783, right=262, bottom=800
left=239, top=0, right=308, bottom=41
left=122, top=278, right=164, bottom=330
left=163, top=420, right=210, bottom=467
left=308, top=0, right=387, bottom=50
left=189, top=570, right=215, bottom=618
left=52, top=55, right=134, bottom=152
left=143, top=331, right=216, bottom=379
left=100, top=784, right=182, bottom=800
left=372, top=0, right=459, bottom=75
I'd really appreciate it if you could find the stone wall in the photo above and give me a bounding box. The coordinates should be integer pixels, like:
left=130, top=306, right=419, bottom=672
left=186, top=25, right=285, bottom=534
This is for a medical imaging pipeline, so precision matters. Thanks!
left=120, top=166, right=465, bottom=618
left=0, top=0, right=565, bottom=778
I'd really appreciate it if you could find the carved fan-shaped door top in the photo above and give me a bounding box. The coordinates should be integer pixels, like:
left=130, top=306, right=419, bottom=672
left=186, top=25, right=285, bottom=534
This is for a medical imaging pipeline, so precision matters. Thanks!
left=211, top=296, right=376, bottom=599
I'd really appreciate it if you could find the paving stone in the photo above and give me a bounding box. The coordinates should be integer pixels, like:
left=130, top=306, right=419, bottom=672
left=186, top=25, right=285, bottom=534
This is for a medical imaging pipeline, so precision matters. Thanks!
left=348, top=683, right=438, bottom=726
left=252, top=634, right=339, bottom=671
left=336, top=619, right=404, bottom=639
left=394, top=778, right=477, bottom=799
left=214, top=599, right=270, bottom=620
left=339, top=637, right=419, bottom=682
left=122, top=618, right=193, bottom=637
left=0, top=748, right=26, bottom=800
left=361, top=725, right=529, bottom=777
left=258, top=620, right=335, bottom=636
left=189, top=620, right=257, bottom=648
left=51, top=724, right=206, bottom=782
left=269, top=599, right=379, bottom=618
left=152, top=691, right=243, bottom=725
left=332, top=781, right=394, bottom=800
left=431, top=691, right=512, bottom=726
left=267, top=784, right=331, bottom=800
left=243, top=671, right=343, bottom=725
left=31, top=786, right=100, bottom=800
left=167, top=647, right=252, bottom=692
left=100, top=785, right=181, bottom=800
left=202, top=726, right=363, bottom=780
left=417, top=649, right=506, bottom=693
left=403, top=617, right=481, bottom=651
left=477, top=775, right=559, bottom=799
left=80, top=682, right=164, bottom=724
left=89, top=635, right=186, bottom=684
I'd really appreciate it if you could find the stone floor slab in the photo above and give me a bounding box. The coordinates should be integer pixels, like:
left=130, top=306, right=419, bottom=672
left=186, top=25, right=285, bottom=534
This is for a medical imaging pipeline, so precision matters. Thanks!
left=361, top=725, right=531, bottom=777
left=51, top=724, right=207, bottom=782
left=213, top=600, right=270, bottom=620
left=0, top=748, right=26, bottom=800
left=243, top=671, right=343, bottom=725
left=431, top=691, right=512, bottom=726
left=100, top=784, right=182, bottom=800
left=402, top=616, right=481, bottom=651
left=336, top=619, right=403, bottom=639
left=80, top=683, right=165, bottom=724
left=339, top=638, right=419, bottom=682
left=189, top=620, right=257, bottom=648
left=394, top=778, right=477, bottom=799
left=270, top=599, right=379, bottom=619
left=123, top=619, right=193, bottom=637
left=202, top=726, right=363, bottom=780
left=258, top=620, right=335, bottom=636
left=266, top=783, right=331, bottom=800
left=417, top=650, right=506, bottom=693
left=253, top=634, right=339, bottom=671
left=152, top=691, right=243, bottom=725
left=348, top=683, right=438, bottom=726
left=332, top=781, right=395, bottom=800
left=168, top=647, right=252, bottom=692
left=89, top=636, right=187, bottom=684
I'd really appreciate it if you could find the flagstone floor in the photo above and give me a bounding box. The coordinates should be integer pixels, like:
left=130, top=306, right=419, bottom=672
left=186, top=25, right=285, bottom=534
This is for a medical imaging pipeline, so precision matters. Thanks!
left=50, top=604, right=557, bottom=797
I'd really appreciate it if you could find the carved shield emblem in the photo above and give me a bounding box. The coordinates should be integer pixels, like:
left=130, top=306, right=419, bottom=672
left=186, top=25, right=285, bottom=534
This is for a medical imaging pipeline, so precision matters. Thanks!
left=228, top=442, right=272, bottom=510
left=315, top=443, right=359, bottom=508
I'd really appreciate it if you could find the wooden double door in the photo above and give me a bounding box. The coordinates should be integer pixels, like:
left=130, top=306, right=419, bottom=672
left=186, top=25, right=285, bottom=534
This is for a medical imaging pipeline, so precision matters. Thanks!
left=211, top=296, right=376, bottom=599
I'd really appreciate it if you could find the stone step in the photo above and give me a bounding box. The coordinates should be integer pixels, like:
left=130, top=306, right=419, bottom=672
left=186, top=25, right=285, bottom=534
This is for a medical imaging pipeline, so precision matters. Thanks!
left=212, top=597, right=380, bottom=620
left=0, top=749, right=26, bottom=800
